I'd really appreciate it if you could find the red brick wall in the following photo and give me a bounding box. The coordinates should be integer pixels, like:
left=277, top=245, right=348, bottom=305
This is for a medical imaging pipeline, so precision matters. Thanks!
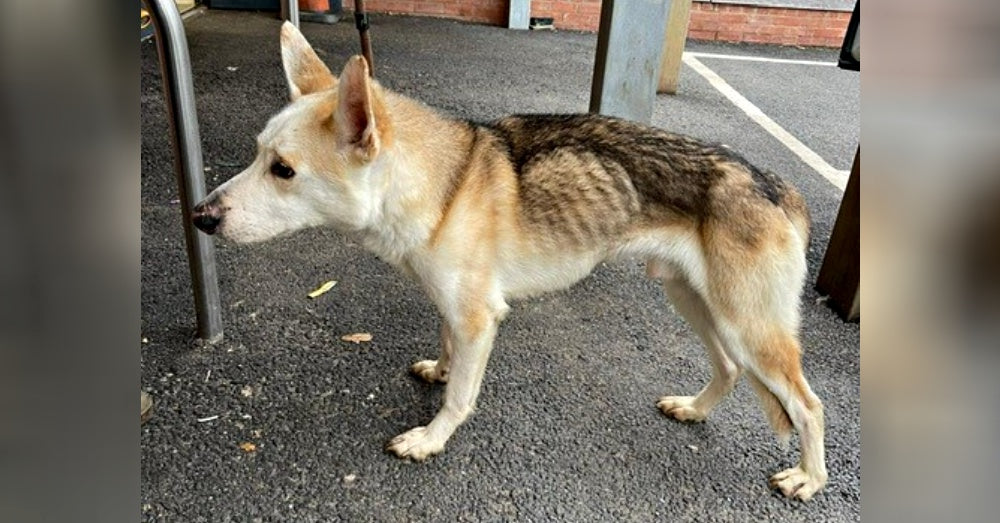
left=360, top=1, right=849, bottom=48
left=362, top=1, right=506, bottom=25
left=688, top=3, right=850, bottom=47
left=529, top=0, right=603, bottom=32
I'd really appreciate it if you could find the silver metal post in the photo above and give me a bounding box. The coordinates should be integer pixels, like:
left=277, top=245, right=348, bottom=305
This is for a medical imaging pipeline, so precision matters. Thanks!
left=144, top=0, right=224, bottom=343
left=280, top=0, right=300, bottom=28
left=590, top=0, right=672, bottom=123
left=508, top=0, right=530, bottom=30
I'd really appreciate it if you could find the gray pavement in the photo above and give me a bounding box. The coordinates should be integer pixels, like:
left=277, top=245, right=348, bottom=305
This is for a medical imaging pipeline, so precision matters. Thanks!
left=141, top=10, right=859, bottom=522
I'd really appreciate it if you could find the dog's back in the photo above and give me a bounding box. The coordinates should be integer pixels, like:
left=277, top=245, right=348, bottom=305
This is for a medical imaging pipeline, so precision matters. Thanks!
left=481, top=113, right=810, bottom=252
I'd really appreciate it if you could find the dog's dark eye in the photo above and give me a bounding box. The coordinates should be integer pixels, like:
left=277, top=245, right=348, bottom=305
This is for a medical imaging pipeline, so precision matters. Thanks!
left=270, top=160, right=295, bottom=179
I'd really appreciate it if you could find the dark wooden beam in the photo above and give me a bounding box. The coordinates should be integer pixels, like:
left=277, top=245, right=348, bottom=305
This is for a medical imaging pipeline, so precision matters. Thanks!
left=816, top=147, right=860, bottom=321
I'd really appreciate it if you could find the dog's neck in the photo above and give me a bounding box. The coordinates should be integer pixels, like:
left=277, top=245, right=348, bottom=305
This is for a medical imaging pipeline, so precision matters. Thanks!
left=352, top=94, right=474, bottom=270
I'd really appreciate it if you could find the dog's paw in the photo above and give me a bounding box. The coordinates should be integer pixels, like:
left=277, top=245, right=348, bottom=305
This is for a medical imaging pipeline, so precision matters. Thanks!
left=770, top=466, right=827, bottom=501
left=657, top=396, right=707, bottom=422
left=386, top=426, right=445, bottom=461
left=410, top=360, right=448, bottom=383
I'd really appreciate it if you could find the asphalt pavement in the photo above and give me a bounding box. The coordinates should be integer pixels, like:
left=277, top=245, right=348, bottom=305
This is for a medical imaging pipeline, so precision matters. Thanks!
left=141, top=10, right=859, bottom=522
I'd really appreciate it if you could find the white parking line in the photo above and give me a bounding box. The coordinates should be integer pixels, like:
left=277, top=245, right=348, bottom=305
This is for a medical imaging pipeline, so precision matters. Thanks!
left=684, top=51, right=836, bottom=67
left=682, top=54, right=848, bottom=191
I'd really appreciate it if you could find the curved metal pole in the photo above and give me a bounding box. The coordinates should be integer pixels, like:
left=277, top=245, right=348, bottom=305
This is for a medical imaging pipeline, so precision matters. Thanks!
left=280, top=0, right=300, bottom=28
left=144, top=0, right=224, bottom=343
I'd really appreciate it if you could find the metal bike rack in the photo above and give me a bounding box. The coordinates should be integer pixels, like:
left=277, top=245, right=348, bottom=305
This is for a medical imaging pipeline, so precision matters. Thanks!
left=280, top=0, right=300, bottom=28
left=143, top=0, right=298, bottom=343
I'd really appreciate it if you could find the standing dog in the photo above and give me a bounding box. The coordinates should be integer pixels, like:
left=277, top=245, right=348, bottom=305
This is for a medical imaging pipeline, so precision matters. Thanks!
left=193, top=23, right=827, bottom=500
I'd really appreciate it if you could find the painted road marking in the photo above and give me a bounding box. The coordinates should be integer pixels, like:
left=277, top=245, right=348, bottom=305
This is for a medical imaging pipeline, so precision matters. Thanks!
left=685, top=51, right=837, bottom=67
left=682, top=54, right=849, bottom=191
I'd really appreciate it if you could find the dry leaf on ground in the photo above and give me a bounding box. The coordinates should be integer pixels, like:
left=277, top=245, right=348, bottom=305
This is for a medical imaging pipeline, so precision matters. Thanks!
left=341, top=333, right=373, bottom=344
left=307, top=280, right=338, bottom=299
left=238, top=442, right=257, bottom=453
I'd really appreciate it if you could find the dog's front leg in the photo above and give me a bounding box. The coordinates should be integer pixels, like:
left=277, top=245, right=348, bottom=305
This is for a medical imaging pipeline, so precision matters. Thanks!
left=410, top=322, right=452, bottom=383
left=387, top=305, right=501, bottom=461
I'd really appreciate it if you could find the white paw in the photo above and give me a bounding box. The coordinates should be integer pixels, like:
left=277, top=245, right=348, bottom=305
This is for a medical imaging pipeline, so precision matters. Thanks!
left=657, top=396, right=707, bottom=422
left=410, top=359, right=448, bottom=383
left=770, top=466, right=827, bottom=501
left=386, top=426, right=446, bottom=461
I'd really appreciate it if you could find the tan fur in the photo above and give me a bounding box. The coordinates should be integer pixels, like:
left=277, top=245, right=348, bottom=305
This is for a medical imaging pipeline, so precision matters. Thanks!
left=191, top=23, right=828, bottom=501
left=747, top=371, right=795, bottom=441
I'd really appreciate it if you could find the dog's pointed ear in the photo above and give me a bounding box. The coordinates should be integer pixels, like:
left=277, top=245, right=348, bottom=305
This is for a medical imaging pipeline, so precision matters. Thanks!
left=280, top=22, right=336, bottom=100
left=336, top=55, right=384, bottom=161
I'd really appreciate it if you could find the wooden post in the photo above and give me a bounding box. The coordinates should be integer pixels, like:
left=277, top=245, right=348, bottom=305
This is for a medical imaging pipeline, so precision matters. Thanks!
left=657, top=0, right=692, bottom=94
left=816, top=147, right=860, bottom=321
left=590, top=0, right=672, bottom=123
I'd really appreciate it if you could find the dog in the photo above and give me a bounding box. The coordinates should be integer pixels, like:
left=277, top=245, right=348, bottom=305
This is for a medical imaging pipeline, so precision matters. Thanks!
left=192, top=23, right=827, bottom=500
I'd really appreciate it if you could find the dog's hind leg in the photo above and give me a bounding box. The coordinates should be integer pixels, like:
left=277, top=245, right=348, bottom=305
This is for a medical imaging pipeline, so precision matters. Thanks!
left=654, top=261, right=741, bottom=422
left=699, top=229, right=827, bottom=500
left=723, top=321, right=827, bottom=500
left=411, top=322, right=452, bottom=384
left=743, top=331, right=827, bottom=500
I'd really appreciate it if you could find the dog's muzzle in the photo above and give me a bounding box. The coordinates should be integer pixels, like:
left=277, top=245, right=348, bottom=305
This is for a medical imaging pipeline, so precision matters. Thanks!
left=192, top=196, right=222, bottom=235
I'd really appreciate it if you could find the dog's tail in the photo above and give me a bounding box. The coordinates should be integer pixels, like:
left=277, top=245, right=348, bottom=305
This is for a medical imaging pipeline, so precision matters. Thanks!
left=747, top=374, right=794, bottom=444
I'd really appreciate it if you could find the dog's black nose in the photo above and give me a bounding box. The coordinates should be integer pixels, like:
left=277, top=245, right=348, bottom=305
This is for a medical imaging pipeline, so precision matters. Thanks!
left=192, top=199, right=222, bottom=235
